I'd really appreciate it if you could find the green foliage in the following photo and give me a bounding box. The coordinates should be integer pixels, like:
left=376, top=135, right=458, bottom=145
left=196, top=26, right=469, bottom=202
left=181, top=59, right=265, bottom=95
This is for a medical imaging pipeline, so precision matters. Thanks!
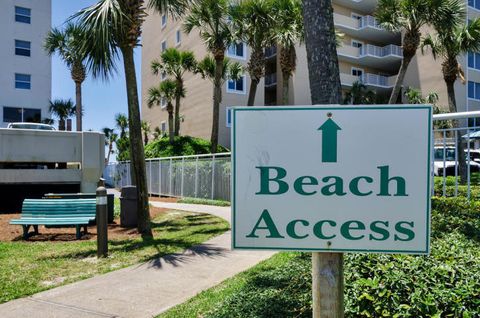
left=144, top=136, right=228, bottom=158
left=160, top=197, right=480, bottom=318
left=433, top=175, right=480, bottom=197
left=116, top=135, right=130, bottom=161
left=178, top=198, right=230, bottom=207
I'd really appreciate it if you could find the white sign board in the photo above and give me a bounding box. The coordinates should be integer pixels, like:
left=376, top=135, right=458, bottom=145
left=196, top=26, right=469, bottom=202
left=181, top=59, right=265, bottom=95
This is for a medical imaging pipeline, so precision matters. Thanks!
left=232, top=105, right=431, bottom=254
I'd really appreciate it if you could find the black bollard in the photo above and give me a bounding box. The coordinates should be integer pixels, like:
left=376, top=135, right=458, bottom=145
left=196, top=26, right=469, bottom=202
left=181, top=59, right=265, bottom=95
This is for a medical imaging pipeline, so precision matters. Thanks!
left=96, top=183, right=108, bottom=258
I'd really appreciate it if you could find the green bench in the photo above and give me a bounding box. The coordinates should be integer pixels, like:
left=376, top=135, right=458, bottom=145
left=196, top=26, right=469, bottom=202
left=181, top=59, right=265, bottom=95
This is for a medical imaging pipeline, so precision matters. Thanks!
left=10, top=199, right=96, bottom=239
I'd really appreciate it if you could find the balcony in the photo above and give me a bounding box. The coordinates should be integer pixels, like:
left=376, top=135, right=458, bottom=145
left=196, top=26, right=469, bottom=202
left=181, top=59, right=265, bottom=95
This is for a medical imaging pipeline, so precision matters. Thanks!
left=337, top=44, right=403, bottom=71
left=333, top=0, right=378, bottom=13
left=340, top=72, right=396, bottom=91
left=333, top=13, right=400, bottom=42
left=265, top=73, right=277, bottom=88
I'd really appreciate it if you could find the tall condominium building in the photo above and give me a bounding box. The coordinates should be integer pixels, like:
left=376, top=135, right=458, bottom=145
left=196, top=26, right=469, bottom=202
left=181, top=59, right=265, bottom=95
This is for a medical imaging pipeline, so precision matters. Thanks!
left=141, top=1, right=472, bottom=148
left=0, top=0, right=52, bottom=128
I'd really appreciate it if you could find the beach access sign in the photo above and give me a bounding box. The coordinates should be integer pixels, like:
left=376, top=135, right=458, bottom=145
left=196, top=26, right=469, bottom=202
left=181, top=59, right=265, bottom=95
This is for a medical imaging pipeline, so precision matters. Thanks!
left=232, top=105, right=432, bottom=254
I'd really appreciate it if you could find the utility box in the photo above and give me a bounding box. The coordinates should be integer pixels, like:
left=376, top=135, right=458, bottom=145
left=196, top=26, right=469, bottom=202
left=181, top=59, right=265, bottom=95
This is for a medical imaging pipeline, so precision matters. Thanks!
left=120, top=186, right=137, bottom=228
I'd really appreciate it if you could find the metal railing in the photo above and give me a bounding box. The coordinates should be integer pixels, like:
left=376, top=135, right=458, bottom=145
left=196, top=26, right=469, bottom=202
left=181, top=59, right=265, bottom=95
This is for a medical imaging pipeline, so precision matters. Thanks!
left=360, top=44, right=403, bottom=57
left=359, top=73, right=391, bottom=87
left=104, top=153, right=231, bottom=201
left=433, top=111, right=480, bottom=199
left=104, top=111, right=480, bottom=201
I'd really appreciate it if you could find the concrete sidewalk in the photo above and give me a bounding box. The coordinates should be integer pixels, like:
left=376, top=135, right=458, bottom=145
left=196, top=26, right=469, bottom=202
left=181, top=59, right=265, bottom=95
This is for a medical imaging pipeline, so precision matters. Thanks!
left=0, top=202, right=274, bottom=318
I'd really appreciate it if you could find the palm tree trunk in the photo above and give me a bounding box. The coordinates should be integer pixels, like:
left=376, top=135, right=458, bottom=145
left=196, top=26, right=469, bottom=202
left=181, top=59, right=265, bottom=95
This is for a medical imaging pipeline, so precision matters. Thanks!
left=107, top=143, right=112, bottom=165
left=282, top=72, right=290, bottom=105
left=75, top=81, right=82, bottom=131
left=302, top=1, right=343, bottom=317
left=59, top=119, right=66, bottom=131
left=174, top=79, right=182, bottom=136
left=446, top=79, right=468, bottom=183
left=211, top=56, right=224, bottom=154
left=120, top=46, right=152, bottom=238
left=388, top=55, right=413, bottom=104
left=168, top=104, right=174, bottom=144
left=302, top=0, right=342, bottom=104
left=247, top=78, right=258, bottom=106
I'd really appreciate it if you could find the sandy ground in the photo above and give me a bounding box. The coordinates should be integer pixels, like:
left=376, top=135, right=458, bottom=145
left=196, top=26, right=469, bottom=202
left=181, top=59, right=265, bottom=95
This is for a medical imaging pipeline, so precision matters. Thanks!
left=0, top=198, right=178, bottom=242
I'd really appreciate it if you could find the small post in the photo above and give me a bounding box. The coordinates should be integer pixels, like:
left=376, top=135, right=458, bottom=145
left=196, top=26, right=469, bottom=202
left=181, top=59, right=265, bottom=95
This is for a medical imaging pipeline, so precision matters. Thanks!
left=96, top=179, right=108, bottom=258
left=312, top=252, right=344, bottom=318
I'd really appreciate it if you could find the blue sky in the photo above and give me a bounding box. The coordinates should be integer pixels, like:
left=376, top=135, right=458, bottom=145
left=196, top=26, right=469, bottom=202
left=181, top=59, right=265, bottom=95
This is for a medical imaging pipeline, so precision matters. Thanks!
left=51, top=0, right=141, bottom=133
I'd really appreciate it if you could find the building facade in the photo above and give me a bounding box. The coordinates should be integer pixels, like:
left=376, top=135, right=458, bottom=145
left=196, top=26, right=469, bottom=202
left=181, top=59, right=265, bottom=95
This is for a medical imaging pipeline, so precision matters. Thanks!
left=0, top=0, right=52, bottom=128
left=141, top=1, right=473, bottom=149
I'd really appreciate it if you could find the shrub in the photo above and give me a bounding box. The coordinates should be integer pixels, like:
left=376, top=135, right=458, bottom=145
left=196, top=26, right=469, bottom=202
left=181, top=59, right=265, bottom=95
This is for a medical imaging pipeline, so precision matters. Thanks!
left=144, top=136, right=228, bottom=158
left=203, top=197, right=480, bottom=318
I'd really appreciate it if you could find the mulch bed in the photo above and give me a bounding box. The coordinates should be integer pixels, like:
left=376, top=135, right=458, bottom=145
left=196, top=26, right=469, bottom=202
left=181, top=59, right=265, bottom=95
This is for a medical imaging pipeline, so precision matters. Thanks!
left=0, top=206, right=168, bottom=242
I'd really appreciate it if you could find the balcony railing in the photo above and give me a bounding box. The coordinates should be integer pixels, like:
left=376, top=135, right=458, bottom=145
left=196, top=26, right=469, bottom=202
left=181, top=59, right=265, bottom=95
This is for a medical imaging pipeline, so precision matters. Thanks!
left=360, top=44, right=403, bottom=57
left=265, top=73, right=277, bottom=87
left=360, top=73, right=391, bottom=87
left=359, top=15, right=382, bottom=29
left=264, top=46, right=277, bottom=58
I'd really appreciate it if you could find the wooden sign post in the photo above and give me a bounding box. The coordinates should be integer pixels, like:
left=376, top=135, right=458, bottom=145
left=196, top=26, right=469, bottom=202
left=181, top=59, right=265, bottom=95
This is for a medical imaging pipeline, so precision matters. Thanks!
left=231, top=105, right=432, bottom=317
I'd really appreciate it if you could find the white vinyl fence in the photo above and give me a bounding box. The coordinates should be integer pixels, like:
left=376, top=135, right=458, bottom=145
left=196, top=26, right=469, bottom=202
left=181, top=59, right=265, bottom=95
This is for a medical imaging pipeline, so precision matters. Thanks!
left=104, top=111, right=480, bottom=201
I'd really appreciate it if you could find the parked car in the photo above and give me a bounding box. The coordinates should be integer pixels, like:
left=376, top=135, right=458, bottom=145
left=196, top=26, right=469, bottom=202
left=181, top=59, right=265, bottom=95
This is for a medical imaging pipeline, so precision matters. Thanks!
left=7, top=122, right=56, bottom=131
left=433, top=147, right=480, bottom=176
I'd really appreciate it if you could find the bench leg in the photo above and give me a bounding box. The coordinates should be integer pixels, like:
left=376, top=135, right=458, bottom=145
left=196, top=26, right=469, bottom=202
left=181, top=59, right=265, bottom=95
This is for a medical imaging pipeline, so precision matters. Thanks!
left=75, top=225, right=82, bottom=240
left=22, top=225, right=30, bottom=240
left=33, top=225, right=39, bottom=235
left=83, top=225, right=88, bottom=235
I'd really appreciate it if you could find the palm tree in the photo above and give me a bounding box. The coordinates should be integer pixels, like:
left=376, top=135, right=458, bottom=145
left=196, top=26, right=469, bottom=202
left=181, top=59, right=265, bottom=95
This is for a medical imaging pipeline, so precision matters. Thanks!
left=102, top=127, right=118, bottom=165
left=147, top=80, right=180, bottom=143
left=302, top=0, right=344, bottom=315
left=376, top=0, right=448, bottom=104
left=422, top=2, right=480, bottom=182
left=151, top=48, right=196, bottom=136
left=115, top=113, right=128, bottom=139
left=49, top=99, right=76, bottom=131
left=343, top=81, right=378, bottom=105
left=153, top=126, right=163, bottom=139
left=184, top=0, right=233, bottom=153
left=45, top=22, right=88, bottom=131
left=229, top=0, right=275, bottom=106
left=196, top=55, right=243, bottom=94
left=271, top=0, right=304, bottom=105
left=141, top=121, right=151, bottom=146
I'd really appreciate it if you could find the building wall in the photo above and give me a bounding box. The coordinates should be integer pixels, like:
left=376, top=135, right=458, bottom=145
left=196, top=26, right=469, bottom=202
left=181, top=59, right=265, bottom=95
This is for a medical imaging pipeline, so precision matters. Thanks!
left=141, top=10, right=264, bottom=149
left=0, top=0, right=52, bottom=128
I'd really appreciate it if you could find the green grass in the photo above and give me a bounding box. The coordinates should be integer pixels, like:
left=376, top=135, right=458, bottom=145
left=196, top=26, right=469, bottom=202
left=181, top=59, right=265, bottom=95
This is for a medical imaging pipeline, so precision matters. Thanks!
left=177, top=197, right=230, bottom=207
left=158, top=197, right=480, bottom=318
left=114, top=197, right=120, bottom=217
left=0, top=211, right=229, bottom=304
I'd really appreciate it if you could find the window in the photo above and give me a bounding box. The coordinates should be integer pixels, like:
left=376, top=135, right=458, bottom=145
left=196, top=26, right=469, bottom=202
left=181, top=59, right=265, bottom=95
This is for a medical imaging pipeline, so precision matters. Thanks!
left=468, top=52, right=480, bottom=70
left=468, top=0, right=480, bottom=10
left=226, top=107, right=232, bottom=128
left=23, top=108, right=41, bottom=122
left=468, top=81, right=480, bottom=100
left=15, top=73, right=31, bottom=89
left=161, top=14, right=167, bottom=28
left=227, top=42, right=245, bottom=59
left=161, top=121, right=166, bottom=132
left=161, top=40, right=167, bottom=52
left=15, top=6, right=31, bottom=24
left=3, top=107, right=41, bottom=123
left=176, top=29, right=181, bottom=46
left=15, top=40, right=31, bottom=56
left=352, top=40, right=363, bottom=48
left=227, top=76, right=246, bottom=94
left=161, top=72, right=167, bottom=81
left=160, top=97, right=167, bottom=108
left=351, top=13, right=363, bottom=20
left=351, top=67, right=363, bottom=77
left=3, top=107, right=22, bottom=122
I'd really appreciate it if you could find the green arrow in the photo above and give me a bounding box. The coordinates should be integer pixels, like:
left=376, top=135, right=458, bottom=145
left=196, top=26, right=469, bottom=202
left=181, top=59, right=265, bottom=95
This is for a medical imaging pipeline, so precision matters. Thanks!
left=318, top=118, right=341, bottom=163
